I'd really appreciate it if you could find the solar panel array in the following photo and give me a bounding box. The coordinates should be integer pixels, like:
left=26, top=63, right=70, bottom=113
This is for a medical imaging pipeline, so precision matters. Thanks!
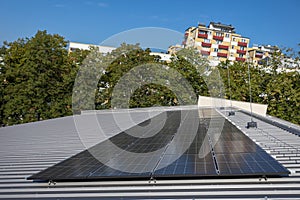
left=29, top=108, right=289, bottom=181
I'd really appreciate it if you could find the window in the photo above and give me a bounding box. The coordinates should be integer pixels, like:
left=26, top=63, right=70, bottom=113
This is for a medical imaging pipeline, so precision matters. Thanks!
left=230, top=53, right=234, bottom=57
left=199, top=30, right=206, bottom=34
left=208, top=31, right=211, bottom=35
left=240, top=46, right=245, bottom=50
left=239, top=54, right=243, bottom=58
left=225, top=33, right=230, bottom=38
left=231, top=45, right=235, bottom=49
left=216, top=40, right=222, bottom=44
left=70, top=47, right=79, bottom=51
left=216, top=32, right=223, bottom=36
left=204, top=39, right=210, bottom=43
left=214, top=48, right=218, bottom=52
left=232, top=38, right=236, bottom=41
left=241, top=38, right=246, bottom=42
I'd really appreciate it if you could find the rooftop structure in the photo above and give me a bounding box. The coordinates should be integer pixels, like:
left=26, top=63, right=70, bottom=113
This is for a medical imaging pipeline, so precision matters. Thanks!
left=1, top=99, right=300, bottom=199
left=208, top=22, right=236, bottom=33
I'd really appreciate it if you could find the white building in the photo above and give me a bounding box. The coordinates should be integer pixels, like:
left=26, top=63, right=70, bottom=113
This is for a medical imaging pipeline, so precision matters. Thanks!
left=149, top=52, right=172, bottom=62
left=68, top=42, right=172, bottom=62
left=68, top=42, right=116, bottom=54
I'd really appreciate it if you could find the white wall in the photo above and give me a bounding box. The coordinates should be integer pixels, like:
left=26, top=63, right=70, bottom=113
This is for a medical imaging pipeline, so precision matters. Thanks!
left=149, top=52, right=172, bottom=62
left=198, top=95, right=268, bottom=116
left=68, top=42, right=116, bottom=54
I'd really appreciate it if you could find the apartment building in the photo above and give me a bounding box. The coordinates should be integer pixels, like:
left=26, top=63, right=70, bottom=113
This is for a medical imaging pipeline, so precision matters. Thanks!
left=248, top=44, right=277, bottom=66
left=182, top=22, right=250, bottom=63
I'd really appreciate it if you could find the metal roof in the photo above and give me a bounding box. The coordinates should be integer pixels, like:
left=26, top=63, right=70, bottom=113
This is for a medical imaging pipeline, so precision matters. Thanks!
left=1, top=106, right=300, bottom=199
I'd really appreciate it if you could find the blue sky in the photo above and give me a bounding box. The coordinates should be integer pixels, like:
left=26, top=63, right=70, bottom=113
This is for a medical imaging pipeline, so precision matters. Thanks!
left=1, top=0, right=299, bottom=50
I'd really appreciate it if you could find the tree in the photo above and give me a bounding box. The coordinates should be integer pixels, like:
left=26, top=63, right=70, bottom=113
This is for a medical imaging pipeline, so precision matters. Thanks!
left=129, top=83, right=179, bottom=108
left=217, top=49, right=300, bottom=125
left=92, top=45, right=209, bottom=110
left=2, top=32, right=299, bottom=126
left=1, top=30, right=79, bottom=125
left=168, top=48, right=210, bottom=98
left=0, top=44, right=7, bottom=126
left=94, top=43, right=166, bottom=109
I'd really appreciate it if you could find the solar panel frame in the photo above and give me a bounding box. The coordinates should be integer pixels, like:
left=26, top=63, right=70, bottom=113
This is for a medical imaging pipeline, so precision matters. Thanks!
left=28, top=108, right=290, bottom=181
left=212, top=118, right=289, bottom=177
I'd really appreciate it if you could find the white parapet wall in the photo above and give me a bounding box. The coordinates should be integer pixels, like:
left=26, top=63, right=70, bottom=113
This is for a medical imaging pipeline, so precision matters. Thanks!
left=198, top=95, right=268, bottom=116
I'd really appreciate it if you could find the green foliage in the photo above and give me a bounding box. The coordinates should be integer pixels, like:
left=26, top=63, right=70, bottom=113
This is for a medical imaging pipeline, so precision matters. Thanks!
left=1, top=31, right=299, bottom=126
left=0, top=45, right=7, bottom=125
left=1, top=30, right=84, bottom=126
left=129, top=83, right=179, bottom=108
left=168, top=49, right=209, bottom=97
left=263, top=72, right=300, bottom=124
left=94, top=43, right=172, bottom=109
left=94, top=46, right=207, bottom=109
left=217, top=58, right=300, bottom=125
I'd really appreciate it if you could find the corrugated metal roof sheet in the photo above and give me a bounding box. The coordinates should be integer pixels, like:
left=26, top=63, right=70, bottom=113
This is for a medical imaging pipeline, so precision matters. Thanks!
left=0, top=106, right=300, bottom=199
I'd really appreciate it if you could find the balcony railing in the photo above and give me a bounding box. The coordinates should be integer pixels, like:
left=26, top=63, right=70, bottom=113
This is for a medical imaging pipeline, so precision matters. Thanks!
left=213, top=35, right=224, bottom=41
left=236, top=57, right=246, bottom=62
left=217, top=52, right=227, bottom=58
left=237, top=49, right=246, bottom=54
left=184, top=32, right=189, bottom=37
left=198, top=33, right=208, bottom=38
left=201, top=42, right=211, bottom=47
left=219, top=45, right=229, bottom=50
left=255, top=54, right=263, bottom=58
left=201, top=50, right=210, bottom=55
left=238, top=42, right=247, bottom=47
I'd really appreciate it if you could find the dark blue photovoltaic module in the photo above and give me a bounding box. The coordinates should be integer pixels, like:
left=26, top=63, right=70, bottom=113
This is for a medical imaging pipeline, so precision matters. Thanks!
left=28, top=109, right=289, bottom=181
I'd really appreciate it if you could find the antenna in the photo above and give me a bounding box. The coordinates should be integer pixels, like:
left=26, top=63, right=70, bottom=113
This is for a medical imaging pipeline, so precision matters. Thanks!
left=246, top=59, right=257, bottom=128
left=227, top=65, right=235, bottom=116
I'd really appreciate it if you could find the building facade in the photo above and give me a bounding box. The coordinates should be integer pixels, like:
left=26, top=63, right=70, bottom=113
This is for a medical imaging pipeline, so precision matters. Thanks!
left=248, top=44, right=277, bottom=66
left=182, top=22, right=250, bottom=63
left=68, top=42, right=116, bottom=54
left=68, top=42, right=172, bottom=62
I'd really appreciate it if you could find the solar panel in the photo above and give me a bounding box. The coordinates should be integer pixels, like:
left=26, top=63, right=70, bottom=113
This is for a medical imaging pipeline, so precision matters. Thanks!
left=211, top=119, right=288, bottom=176
left=28, top=108, right=289, bottom=181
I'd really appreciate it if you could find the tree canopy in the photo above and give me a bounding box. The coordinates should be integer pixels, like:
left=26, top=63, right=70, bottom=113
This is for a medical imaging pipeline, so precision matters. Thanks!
left=217, top=58, right=300, bottom=125
left=0, top=31, right=299, bottom=126
left=0, top=30, right=85, bottom=125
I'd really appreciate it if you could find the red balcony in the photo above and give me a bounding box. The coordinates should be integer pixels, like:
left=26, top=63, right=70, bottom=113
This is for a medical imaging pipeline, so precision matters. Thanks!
left=219, top=45, right=229, bottom=50
left=198, top=33, right=208, bottom=38
left=236, top=57, right=246, bottom=62
left=184, top=32, right=189, bottom=37
left=237, top=49, right=246, bottom=54
left=201, top=50, right=210, bottom=55
left=217, top=52, right=227, bottom=58
left=238, top=42, right=247, bottom=47
left=255, top=54, right=263, bottom=58
left=201, top=42, right=211, bottom=47
left=213, top=35, right=224, bottom=41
